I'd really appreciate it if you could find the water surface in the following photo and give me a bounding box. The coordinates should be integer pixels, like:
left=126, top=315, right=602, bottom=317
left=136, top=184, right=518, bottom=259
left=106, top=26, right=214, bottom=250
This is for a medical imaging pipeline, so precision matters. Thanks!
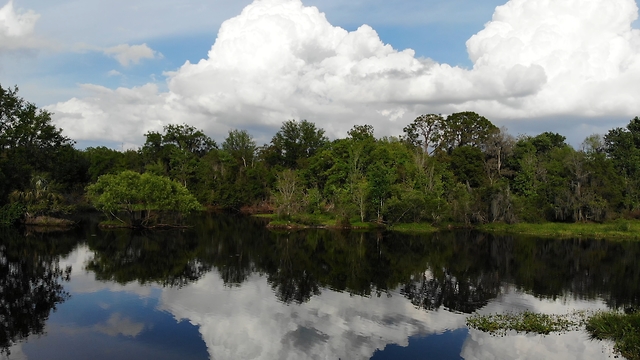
left=2, top=214, right=637, bottom=359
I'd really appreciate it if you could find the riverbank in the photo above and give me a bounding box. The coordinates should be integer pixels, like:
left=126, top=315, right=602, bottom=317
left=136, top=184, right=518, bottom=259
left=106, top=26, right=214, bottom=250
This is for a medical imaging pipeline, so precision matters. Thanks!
left=254, top=214, right=640, bottom=239
left=254, top=213, right=381, bottom=230
left=479, top=220, right=640, bottom=240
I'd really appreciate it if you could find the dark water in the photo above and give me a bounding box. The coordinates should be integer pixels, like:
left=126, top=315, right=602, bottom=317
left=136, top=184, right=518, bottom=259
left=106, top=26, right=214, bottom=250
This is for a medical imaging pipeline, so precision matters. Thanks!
left=2, top=214, right=638, bottom=359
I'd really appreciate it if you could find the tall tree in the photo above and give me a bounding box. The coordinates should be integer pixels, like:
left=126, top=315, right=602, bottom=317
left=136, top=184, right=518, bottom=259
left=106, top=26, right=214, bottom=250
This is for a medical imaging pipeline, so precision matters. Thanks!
left=604, top=117, right=640, bottom=211
left=266, top=120, right=328, bottom=169
left=402, top=114, right=444, bottom=155
left=0, top=85, right=75, bottom=202
left=222, top=129, right=257, bottom=168
left=440, top=112, right=498, bottom=152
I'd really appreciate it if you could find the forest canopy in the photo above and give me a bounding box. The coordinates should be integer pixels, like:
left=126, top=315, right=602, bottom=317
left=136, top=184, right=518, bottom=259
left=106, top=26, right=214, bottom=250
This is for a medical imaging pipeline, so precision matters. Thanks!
left=2, top=83, right=640, bottom=226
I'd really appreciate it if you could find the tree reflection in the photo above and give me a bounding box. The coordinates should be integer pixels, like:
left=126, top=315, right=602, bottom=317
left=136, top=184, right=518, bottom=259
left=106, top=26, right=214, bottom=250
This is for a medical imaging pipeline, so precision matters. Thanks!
left=82, top=214, right=640, bottom=312
left=86, top=229, right=211, bottom=287
left=0, top=228, right=75, bottom=354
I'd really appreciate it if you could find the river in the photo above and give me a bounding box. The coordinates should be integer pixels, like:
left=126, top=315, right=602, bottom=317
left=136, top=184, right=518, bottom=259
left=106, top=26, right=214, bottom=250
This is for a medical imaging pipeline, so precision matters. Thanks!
left=1, top=213, right=637, bottom=359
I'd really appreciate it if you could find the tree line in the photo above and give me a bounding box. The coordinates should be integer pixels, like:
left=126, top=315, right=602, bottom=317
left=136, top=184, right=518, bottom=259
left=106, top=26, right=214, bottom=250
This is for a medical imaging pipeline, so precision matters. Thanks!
left=2, top=84, right=640, bottom=226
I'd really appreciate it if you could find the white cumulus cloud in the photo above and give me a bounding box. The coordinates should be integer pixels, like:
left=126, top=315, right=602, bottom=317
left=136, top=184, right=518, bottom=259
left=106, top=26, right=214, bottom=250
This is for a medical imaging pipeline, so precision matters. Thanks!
left=0, top=0, right=40, bottom=50
left=49, top=0, right=640, bottom=147
left=103, top=43, right=161, bottom=67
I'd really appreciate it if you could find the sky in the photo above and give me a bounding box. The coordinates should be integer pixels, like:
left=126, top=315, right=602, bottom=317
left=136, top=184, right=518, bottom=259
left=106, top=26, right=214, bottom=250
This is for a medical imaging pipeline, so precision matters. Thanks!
left=1, top=0, right=640, bottom=149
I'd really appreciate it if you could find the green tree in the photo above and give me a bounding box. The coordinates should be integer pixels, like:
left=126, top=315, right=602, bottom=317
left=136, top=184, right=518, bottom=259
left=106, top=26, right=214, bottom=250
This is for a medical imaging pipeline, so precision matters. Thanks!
left=402, top=114, right=444, bottom=155
left=86, top=170, right=202, bottom=227
left=440, top=112, right=498, bottom=153
left=9, top=175, right=69, bottom=219
left=222, top=129, right=257, bottom=168
left=0, top=85, right=75, bottom=202
left=266, top=119, right=328, bottom=169
left=604, top=117, right=640, bottom=211
left=273, top=169, right=304, bottom=218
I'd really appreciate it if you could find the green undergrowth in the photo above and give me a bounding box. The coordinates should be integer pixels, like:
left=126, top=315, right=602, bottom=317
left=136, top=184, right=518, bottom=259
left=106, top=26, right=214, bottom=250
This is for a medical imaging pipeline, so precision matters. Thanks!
left=256, top=213, right=380, bottom=230
left=586, top=311, right=640, bottom=360
left=466, top=311, right=589, bottom=336
left=388, top=222, right=438, bottom=234
left=479, top=220, right=640, bottom=240
left=468, top=310, right=640, bottom=360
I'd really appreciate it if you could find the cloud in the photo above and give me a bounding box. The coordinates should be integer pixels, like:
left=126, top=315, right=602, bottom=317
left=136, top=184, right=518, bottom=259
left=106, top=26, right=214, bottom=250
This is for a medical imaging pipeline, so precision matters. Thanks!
left=48, top=0, right=640, bottom=147
left=0, top=0, right=40, bottom=50
left=158, top=272, right=466, bottom=360
left=460, top=290, right=617, bottom=360
left=92, top=313, right=145, bottom=338
left=103, top=43, right=161, bottom=67
left=107, top=69, right=122, bottom=77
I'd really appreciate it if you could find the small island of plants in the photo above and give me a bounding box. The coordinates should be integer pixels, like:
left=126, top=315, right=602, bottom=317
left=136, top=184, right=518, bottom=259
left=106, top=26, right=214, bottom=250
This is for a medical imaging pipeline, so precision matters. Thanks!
left=467, top=310, right=640, bottom=360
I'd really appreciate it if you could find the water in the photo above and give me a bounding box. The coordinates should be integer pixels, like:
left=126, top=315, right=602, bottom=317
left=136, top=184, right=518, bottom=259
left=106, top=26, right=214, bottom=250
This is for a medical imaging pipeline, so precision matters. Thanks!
left=1, top=213, right=637, bottom=359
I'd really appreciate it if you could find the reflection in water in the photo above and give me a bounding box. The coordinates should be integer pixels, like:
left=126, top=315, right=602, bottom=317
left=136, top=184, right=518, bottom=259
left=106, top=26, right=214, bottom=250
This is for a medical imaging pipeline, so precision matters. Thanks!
left=86, top=229, right=212, bottom=287
left=2, top=214, right=638, bottom=359
left=0, top=227, right=76, bottom=355
left=81, top=215, right=640, bottom=313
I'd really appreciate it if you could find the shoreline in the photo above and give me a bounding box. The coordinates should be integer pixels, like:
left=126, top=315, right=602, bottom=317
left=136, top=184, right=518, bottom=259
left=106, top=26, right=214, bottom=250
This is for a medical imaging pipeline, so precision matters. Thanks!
left=255, top=213, right=640, bottom=239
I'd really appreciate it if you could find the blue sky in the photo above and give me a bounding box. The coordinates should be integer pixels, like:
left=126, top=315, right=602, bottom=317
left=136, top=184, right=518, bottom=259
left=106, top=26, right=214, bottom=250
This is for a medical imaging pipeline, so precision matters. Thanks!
left=2, top=0, right=640, bottom=148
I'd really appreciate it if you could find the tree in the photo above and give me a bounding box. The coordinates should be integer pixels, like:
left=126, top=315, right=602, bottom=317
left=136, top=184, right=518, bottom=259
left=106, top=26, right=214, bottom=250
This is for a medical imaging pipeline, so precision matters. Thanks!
left=140, top=123, right=217, bottom=192
left=159, top=123, right=216, bottom=156
left=86, top=170, right=202, bottom=227
left=0, top=85, right=75, bottom=202
left=9, top=175, right=69, bottom=219
left=481, top=127, right=515, bottom=185
left=440, top=112, right=497, bottom=152
left=402, top=114, right=444, bottom=155
left=222, top=129, right=257, bottom=168
left=273, top=169, right=303, bottom=218
left=267, top=119, right=328, bottom=169
left=604, top=117, right=640, bottom=211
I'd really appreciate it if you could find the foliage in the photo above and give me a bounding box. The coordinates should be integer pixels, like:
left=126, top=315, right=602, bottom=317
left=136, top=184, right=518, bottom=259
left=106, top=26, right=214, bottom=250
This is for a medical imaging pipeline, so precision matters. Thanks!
left=266, top=119, right=329, bottom=169
left=0, top=85, right=76, bottom=203
left=86, top=170, right=202, bottom=227
left=0, top=203, right=24, bottom=226
left=273, top=169, right=304, bottom=218
left=469, top=309, right=640, bottom=360
left=9, top=175, right=71, bottom=218
left=479, top=220, right=640, bottom=240
left=586, top=310, right=640, bottom=360
left=5, top=82, right=640, bottom=229
left=466, top=311, right=586, bottom=335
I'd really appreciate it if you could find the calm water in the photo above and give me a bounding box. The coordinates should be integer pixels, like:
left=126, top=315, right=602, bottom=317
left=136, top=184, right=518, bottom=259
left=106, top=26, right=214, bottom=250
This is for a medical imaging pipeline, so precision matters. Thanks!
left=2, top=214, right=638, bottom=359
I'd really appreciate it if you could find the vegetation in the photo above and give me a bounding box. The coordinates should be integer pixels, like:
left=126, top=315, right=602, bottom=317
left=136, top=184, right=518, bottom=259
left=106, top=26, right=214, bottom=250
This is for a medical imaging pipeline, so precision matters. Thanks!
left=479, top=220, right=640, bottom=239
left=388, top=222, right=439, bottom=234
left=586, top=311, right=640, bottom=360
left=468, top=310, right=640, bottom=360
left=4, top=83, right=640, bottom=231
left=86, top=170, right=202, bottom=227
left=466, top=311, right=587, bottom=335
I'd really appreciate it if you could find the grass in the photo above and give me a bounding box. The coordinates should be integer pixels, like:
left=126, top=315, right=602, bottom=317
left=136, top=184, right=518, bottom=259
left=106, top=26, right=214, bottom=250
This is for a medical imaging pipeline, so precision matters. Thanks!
left=388, top=222, right=438, bottom=234
left=586, top=311, right=640, bottom=360
left=254, top=213, right=381, bottom=230
left=467, top=310, right=640, bottom=360
left=466, top=311, right=587, bottom=336
left=479, top=220, right=640, bottom=240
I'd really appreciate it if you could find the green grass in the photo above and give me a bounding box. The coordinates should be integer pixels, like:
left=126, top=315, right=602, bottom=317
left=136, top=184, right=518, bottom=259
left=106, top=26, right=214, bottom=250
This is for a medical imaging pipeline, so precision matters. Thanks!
left=467, top=310, right=640, bottom=360
left=479, top=220, right=640, bottom=240
left=586, top=311, right=640, bottom=360
left=466, top=311, right=587, bottom=336
left=388, top=222, right=438, bottom=234
left=254, top=213, right=383, bottom=230
left=257, top=213, right=337, bottom=229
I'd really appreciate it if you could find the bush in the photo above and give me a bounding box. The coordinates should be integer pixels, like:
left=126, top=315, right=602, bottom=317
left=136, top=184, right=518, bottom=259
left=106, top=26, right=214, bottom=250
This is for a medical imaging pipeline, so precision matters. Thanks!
left=0, top=203, right=25, bottom=226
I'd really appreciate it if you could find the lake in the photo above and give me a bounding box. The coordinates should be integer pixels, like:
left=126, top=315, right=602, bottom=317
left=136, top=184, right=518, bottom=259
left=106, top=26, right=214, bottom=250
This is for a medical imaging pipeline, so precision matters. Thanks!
left=1, top=213, right=637, bottom=359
